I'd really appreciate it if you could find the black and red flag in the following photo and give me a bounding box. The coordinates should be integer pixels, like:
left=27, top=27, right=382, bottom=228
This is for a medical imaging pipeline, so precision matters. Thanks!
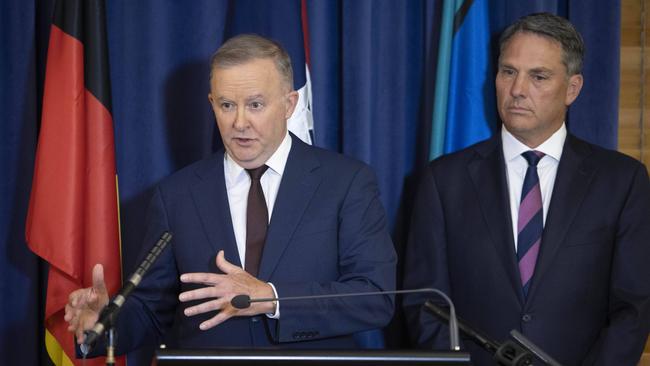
left=26, top=0, right=124, bottom=365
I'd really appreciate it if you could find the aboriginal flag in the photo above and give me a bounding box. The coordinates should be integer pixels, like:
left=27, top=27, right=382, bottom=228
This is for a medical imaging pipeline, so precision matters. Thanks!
left=25, top=0, right=124, bottom=365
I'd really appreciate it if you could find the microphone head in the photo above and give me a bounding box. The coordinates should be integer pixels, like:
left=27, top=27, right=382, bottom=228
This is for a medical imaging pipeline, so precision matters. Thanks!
left=81, top=330, right=100, bottom=354
left=231, top=294, right=251, bottom=309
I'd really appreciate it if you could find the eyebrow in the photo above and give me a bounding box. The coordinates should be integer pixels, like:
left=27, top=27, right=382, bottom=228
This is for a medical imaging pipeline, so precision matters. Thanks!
left=498, top=63, right=554, bottom=75
left=528, top=67, right=554, bottom=74
left=245, top=94, right=265, bottom=102
left=216, top=94, right=265, bottom=101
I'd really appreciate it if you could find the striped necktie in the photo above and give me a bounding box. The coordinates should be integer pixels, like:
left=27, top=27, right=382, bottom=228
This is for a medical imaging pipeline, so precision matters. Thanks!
left=517, top=151, right=545, bottom=297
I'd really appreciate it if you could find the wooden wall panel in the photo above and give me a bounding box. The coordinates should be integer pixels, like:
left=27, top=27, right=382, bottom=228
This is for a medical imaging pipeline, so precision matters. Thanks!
left=619, top=0, right=650, bottom=364
left=619, top=0, right=647, bottom=167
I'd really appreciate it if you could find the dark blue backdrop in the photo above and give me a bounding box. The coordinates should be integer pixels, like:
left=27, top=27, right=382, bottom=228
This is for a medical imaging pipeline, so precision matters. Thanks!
left=0, top=0, right=620, bottom=364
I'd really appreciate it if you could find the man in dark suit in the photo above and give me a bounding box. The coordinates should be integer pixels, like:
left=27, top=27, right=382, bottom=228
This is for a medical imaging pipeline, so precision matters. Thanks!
left=65, top=34, right=396, bottom=353
left=403, top=13, right=650, bottom=365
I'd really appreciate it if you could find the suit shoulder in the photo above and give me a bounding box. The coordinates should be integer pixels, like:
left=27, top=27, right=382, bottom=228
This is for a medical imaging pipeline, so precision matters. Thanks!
left=298, top=140, right=374, bottom=176
left=426, top=137, right=497, bottom=173
left=157, top=152, right=222, bottom=190
left=571, top=135, right=646, bottom=173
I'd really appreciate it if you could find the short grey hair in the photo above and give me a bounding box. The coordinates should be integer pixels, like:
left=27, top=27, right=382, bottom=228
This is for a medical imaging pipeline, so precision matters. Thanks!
left=210, top=34, right=294, bottom=89
left=499, top=12, right=585, bottom=76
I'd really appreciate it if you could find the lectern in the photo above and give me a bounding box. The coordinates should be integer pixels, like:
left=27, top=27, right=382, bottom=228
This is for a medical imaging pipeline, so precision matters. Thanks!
left=155, top=349, right=471, bottom=366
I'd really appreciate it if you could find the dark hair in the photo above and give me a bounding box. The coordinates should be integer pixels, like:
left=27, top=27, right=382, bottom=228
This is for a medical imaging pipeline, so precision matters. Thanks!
left=499, top=12, right=585, bottom=75
left=210, top=34, right=294, bottom=88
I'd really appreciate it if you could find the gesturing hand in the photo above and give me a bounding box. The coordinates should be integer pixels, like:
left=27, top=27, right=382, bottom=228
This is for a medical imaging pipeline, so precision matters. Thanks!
left=64, top=264, right=110, bottom=343
left=179, top=250, right=276, bottom=330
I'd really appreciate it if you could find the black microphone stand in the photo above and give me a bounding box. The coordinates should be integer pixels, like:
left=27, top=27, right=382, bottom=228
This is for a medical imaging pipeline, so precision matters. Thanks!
left=80, top=231, right=173, bottom=365
left=423, top=301, right=535, bottom=366
left=106, top=327, right=115, bottom=366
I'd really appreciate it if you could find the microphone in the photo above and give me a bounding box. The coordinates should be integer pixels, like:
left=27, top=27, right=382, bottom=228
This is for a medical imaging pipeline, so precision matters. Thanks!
left=231, top=288, right=461, bottom=351
left=424, top=302, right=538, bottom=366
left=423, top=300, right=498, bottom=353
left=81, top=231, right=173, bottom=353
left=510, top=330, right=562, bottom=366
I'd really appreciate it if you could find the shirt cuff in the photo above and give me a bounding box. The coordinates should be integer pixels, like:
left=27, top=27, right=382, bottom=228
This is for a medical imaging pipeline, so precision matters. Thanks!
left=265, top=282, right=280, bottom=319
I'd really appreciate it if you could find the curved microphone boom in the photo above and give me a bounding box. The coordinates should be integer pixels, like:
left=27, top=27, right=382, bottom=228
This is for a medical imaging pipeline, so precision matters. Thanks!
left=424, top=302, right=538, bottom=366
left=510, top=330, right=562, bottom=366
left=81, top=231, right=173, bottom=353
left=231, top=288, right=461, bottom=351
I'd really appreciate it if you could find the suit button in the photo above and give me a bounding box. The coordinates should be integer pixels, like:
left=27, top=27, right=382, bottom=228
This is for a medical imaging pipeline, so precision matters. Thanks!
left=251, top=316, right=260, bottom=323
left=522, top=314, right=532, bottom=322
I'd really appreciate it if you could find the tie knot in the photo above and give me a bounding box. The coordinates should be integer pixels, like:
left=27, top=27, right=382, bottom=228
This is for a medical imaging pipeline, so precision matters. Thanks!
left=521, top=151, right=545, bottom=167
left=246, top=165, right=269, bottom=181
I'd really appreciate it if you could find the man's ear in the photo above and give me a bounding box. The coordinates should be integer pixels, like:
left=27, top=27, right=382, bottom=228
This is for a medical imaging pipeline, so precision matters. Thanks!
left=285, top=90, right=299, bottom=119
left=565, top=73, right=583, bottom=106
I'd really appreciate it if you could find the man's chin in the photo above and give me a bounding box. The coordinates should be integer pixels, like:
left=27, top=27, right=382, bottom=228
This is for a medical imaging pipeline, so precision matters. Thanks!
left=228, top=151, right=265, bottom=169
left=502, top=116, right=537, bottom=131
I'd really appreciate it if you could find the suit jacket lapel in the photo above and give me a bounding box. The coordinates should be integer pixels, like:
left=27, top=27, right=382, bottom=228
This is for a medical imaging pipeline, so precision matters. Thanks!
left=468, top=136, right=523, bottom=303
left=258, top=136, right=322, bottom=280
left=527, top=134, right=596, bottom=300
left=190, top=151, right=242, bottom=268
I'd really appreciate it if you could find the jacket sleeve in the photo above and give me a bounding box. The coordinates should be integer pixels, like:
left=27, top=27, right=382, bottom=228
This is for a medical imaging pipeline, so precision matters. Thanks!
left=584, top=163, right=650, bottom=365
left=270, top=164, right=397, bottom=342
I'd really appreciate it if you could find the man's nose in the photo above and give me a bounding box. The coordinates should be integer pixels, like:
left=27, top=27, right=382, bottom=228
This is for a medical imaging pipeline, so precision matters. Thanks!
left=510, top=74, right=528, bottom=98
left=233, top=108, right=248, bottom=130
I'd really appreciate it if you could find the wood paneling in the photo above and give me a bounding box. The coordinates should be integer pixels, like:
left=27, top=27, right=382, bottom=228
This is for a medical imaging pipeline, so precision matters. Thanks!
left=619, top=0, right=649, bottom=169
left=619, top=1, right=650, bottom=364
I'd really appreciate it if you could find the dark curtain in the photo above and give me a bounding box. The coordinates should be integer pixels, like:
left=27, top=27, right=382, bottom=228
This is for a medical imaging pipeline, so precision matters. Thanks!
left=0, top=0, right=620, bottom=364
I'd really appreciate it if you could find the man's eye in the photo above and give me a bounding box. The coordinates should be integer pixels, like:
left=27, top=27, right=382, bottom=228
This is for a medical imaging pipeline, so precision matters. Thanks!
left=532, top=75, right=548, bottom=81
left=221, top=102, right=234, bottom=110
left=500, top=68, right=515, bottom=76
left=249, top=101, right=264, bottom=110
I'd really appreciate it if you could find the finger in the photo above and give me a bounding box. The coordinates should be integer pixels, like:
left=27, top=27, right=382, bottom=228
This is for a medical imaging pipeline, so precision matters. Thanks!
left=70, top=312, right=83, bottom=338
left=92, top=263, right=107, bottom=293
left=64, top=304, right=74, bottom=322
left=69, top=288, right=88, bottom=307
left=76, top=326, right=86, bottom=343
left=178, top=286, right=228, bottom=302
left=66, top=309, right=77, bottom=331
left=179, top=272, right=223, bottom=286
left=199, top=306, right=237, bottom=330
left=85, top=288, right=98, bottom=305
left=216, top=250, right=243, bottom=274
left=183, top=297, right=229, bottom=317
left=67, top=316, right=77, bottom=332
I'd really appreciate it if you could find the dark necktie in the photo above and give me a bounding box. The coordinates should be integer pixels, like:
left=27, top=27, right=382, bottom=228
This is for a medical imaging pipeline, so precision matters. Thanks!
left=517, top=151, right=545, bottom=297
left=245, top=165, right=269, bottom=277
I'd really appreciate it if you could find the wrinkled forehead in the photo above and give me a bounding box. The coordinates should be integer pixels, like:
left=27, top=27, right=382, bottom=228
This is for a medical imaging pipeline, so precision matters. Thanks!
left=498, top=32, right=566, bottom=71
left=210, top=57, right=292, bottom=90
left=212, top=59, right=287, bottom=89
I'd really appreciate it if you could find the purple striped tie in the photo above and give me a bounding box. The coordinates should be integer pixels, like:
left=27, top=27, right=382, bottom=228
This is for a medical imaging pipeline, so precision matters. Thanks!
left=518, top=151, right=545, bottom=297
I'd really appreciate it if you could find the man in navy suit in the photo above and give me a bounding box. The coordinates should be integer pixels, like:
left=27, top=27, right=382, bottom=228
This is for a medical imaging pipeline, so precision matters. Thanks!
left=65, top=34, right=396, bottom=352
left=403, top=13, right=650, bottom=365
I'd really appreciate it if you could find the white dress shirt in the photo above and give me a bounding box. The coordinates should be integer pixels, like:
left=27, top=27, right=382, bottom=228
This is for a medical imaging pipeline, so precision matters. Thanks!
left=502, top=124, right=566, bottom=251
left=224, top=131, right=292, bottom=317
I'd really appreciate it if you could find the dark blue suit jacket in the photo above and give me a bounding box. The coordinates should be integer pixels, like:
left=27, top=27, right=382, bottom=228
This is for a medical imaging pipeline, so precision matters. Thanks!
left=403, top=134, right=650, bottom=365
left=112, top=135, right=396, bottom=352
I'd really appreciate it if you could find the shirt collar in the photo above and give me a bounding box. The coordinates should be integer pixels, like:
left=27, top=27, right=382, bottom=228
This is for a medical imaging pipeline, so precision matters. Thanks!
left=224, top=131, right=292, bottom=187
left=265, top=131, right=292, bottom=176
left=501, top=123, right=566, bottom=163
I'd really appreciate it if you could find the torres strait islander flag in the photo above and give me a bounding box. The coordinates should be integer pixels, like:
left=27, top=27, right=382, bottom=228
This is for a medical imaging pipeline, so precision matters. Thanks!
left=25, top=0, right=124, bottom=365
left=430, top=0, right=496, bottom=159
